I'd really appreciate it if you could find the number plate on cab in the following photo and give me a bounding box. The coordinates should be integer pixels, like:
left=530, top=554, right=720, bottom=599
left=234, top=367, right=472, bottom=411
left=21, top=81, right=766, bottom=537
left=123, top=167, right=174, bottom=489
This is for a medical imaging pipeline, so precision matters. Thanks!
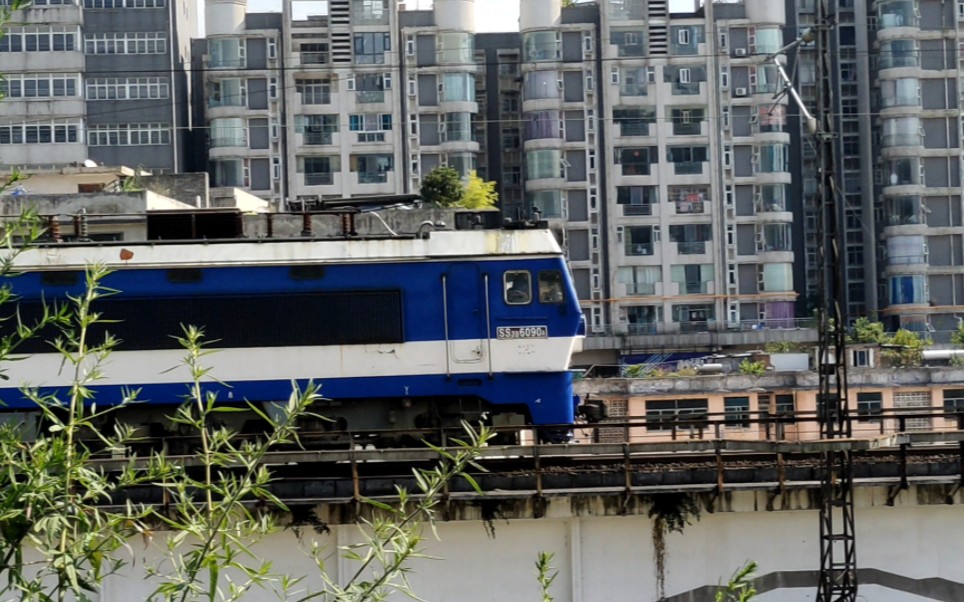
left=496, top=326, right=548, bottom=340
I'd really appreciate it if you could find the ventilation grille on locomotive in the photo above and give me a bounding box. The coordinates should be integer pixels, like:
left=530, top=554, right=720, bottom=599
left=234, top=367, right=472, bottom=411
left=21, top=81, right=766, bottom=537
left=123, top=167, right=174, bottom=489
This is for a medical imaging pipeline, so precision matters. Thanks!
left=8, top=290, right=404, bottom=352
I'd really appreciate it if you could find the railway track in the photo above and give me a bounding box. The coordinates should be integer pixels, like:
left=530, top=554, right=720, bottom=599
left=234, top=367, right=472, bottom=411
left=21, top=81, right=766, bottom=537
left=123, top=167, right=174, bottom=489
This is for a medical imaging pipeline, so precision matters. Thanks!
left=97, top=433, right=964, bottom=507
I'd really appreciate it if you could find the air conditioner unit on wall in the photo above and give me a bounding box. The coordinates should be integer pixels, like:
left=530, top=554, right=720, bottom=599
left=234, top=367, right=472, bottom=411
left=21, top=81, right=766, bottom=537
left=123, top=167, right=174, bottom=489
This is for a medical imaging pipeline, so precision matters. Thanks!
left=734, top=87, right=748, bottom=97
left=734, top=48, right=747, bottom=56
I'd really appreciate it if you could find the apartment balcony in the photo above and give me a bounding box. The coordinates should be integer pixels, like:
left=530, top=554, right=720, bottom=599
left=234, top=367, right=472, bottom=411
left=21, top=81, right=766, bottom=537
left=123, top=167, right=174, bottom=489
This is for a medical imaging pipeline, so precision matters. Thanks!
left=209, top=136, right=247, bottom=149
left=625, top=242, right=655, bottom=257
left=305, top=172, right=334, bottom=186
left=677, top=241, right=708, bottom=255
left=672, top=162, right=703, bottom=176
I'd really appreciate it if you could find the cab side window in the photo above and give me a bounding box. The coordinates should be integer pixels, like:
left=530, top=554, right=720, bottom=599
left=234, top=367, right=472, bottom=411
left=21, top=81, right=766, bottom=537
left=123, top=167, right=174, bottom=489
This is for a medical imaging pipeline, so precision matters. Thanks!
left=539, top=270, right=565, bottom=303
left=504, top=271, right=532, bottom=304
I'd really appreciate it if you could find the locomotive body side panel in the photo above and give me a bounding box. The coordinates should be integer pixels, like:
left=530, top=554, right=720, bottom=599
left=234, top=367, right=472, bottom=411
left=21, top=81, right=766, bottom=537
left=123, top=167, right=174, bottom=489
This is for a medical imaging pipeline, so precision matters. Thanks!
left=0, top=230, right=583, bottom=428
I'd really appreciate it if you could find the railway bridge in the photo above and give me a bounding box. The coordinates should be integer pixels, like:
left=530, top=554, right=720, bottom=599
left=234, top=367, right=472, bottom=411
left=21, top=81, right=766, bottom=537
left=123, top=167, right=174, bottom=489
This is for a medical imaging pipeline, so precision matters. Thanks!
left=97, top=410, right=964, bottom=602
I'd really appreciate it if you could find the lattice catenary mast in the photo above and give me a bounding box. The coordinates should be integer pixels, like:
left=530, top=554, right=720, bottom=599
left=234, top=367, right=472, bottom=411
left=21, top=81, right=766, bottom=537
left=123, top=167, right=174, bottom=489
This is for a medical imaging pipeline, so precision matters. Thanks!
left=766, top=0, right=857, bottom=597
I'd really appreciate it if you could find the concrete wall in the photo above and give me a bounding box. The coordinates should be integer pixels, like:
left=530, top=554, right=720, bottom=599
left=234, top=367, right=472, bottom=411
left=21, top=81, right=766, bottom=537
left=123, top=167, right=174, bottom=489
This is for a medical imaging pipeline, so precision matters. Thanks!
left=0, top=191, right=190, bottom=217
left=78, top=486, right=964, bottom=601
left=242, top=208, right=460, bottom=238
left=141, top=173, right=211, bottom=207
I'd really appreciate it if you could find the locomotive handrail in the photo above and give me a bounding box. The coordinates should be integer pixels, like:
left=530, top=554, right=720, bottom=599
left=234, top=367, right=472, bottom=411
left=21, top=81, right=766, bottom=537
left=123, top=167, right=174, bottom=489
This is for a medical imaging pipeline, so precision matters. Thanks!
left=441, top=273, right=451, bottom=378
left=484, top=273, right=493, bottom=377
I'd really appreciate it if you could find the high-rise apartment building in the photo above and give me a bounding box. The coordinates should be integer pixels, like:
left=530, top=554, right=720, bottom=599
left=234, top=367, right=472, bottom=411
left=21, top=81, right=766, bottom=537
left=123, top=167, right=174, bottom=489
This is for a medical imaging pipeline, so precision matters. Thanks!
left=785, top=0, right=877, bottom=321
left=0, top=0, right=197, bottom=173
left=198, top=0, right=488, bottom=207
left=871, top=0, right=964, bottom=337
left=517, top=0, right=801, bottom=354
left=197, top=1, right=284, bottom=203
left=191, top=0, right=811, bottom=356
left=785, top=0, right=964, bottom=339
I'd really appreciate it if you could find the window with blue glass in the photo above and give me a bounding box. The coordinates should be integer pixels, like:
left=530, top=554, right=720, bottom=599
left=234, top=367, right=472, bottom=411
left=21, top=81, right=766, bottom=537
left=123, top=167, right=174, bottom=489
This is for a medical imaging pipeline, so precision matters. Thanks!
left=889, top=275, right=927, bottom=305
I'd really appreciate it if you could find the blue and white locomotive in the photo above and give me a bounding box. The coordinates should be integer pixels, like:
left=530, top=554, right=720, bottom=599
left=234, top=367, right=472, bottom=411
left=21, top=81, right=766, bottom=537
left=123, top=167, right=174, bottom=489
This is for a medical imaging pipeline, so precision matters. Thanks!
left=0, top=211, right=585, bottom=444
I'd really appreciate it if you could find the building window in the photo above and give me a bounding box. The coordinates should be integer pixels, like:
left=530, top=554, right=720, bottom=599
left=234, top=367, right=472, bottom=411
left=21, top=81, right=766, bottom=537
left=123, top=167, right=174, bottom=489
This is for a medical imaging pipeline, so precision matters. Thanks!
left=438, top=32, right=473, bottom=64
left=521, top=30, right=558, bottom=61
left=209, top=118, right=246, bottom=148
left=616, top=147, right=657, bottom=176
left=524, top=111, right=561, bottom=140
left=211, top=159, right=246, bottom=188
left=353, top=32, right=390, bottom=65
left=296, top=79, right=330, bottom=105
left=761, top=223, right=792, bottom=252
left=618, top=266, right=661, bottom=296
left=757, top=143, right=789, bottom=173
left=444, top=112, right=472, bottom=142
left=672, top=304, right=714, bottom=331
left=888, top=275, right=927, bottom=305
left=671, top=264, right=713, bottom=295
left=754, top=28, right=782, bottom=55
left=298, top=156, right=340, bottom=186
left=878, top=0, right=919, bottom=29
left=0, top=121, right=81, bottom=145
left=761, top=263, right=793, bottom=292
left=0, top=74, right=78, bottom=98
left=856, top=392, right=883, bottom=422
left=448, top=152, right=475, bottom=177
left=666, top=146, right=707, bottom=175
left=611, top=28, right=645, bottom=57
left=669, top=224, right=711, bottom=255
left=943, top=389, right=964, bottom=414
left=670, top=26, right=701, bottom=55
left=724, top=396, right=751, bottom=428
left=614, top=107, right=656, bottom=136
left=669, top=187, right=707, bottom=214
left=624, top=226, right=656, bottom=256
left=295, top=114, right=338, bottom=145
left=208, top=78, right=246, bottom=107
left=526, top=149, right=562, bottom=180
left=646, top=399, right=708, bottom=431
left=664, top=65, right=705, bottom=94
left=619, top=66, right=649, bottom=96
left=442, top=72, right=475, bottom=102
left=670, top=108, right=704, bottom=136
left=350, top=0, right=389, bottom=24
left=502, top=128, right=521, bottom=150
left=348, top=113, right=391, bottom=143
left=529, top=190, right=562, bottom=218
left=300, top=43, right=328, bottom=65
left=84, top=32, right=167, bottom=54
left=355, top=73, right=386, bottom=103
left=0, top=26, right=77, bottom=52
left=88, top=123, right=171, bottom=146
left=879, top=39, right=918, bottom=69
left=500, top=91, right=520, bottom=112
left=761, top=394, right=796, bottom=422
left=86, top=77, right=169, bottom=100
left=616, top=186, right=657, bottom=216
left=83, top=0, right=166, bottom=7
left=351, top=154, right=394, bottom=183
